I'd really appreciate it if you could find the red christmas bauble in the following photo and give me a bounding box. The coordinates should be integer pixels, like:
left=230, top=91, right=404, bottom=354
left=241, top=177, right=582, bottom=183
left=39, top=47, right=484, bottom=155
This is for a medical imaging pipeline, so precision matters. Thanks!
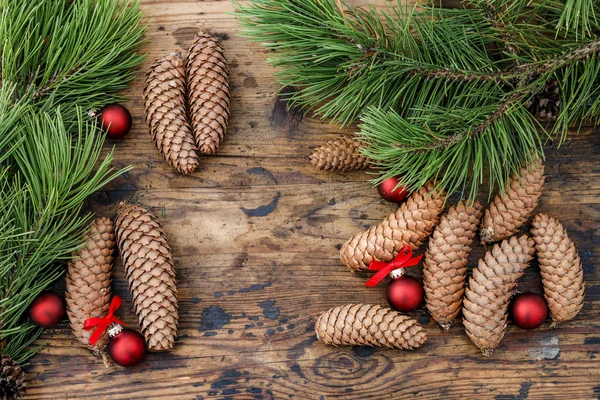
left=28, top=292, right=65, bottom=328
left=108, top=328, right=146, bottom=367
left=510, top=292, right=548, bottom=330
left=99, top=104, right=132, bottom=139
left=386, top=274, right=424, bottom=312
left=377, top=176, right=409, bottom=203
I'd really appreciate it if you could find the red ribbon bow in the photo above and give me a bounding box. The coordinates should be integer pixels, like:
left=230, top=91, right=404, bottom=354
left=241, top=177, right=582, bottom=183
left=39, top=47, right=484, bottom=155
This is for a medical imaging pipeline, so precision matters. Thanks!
left=364, top=246, right=423, bottom=287
left=84, top=296, right=126, bottom=346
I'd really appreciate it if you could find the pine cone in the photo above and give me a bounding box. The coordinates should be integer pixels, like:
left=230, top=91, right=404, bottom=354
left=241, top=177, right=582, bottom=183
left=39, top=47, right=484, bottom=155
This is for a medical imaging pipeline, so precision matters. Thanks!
left=143, top=53, right=200, bottom=174
left=531, top=214, right=584, bottom=325
left=187, top=32, right=230, bottom=155
left=115, top=203, right=178, bottom=351
left=340, top=181, right=446, bottom=271
left=65, top=217, right=114, bottom=352
left=315, top=304, right=426, bottom=349
left=480, top=158, right=545, bottom=243
left=526, top=80, right=560, bottom=123
left=309, top=136, right=371, bottom=171
left=423, top=201, right=483, bottom=330
left=462, top=235, right=535, bottom=356
left=0, top=355, right=25, bottom=400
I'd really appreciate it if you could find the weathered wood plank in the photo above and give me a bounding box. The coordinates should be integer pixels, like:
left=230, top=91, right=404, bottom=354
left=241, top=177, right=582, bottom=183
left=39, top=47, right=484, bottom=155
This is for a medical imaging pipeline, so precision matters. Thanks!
left=25, top=0, right=600, bottom=399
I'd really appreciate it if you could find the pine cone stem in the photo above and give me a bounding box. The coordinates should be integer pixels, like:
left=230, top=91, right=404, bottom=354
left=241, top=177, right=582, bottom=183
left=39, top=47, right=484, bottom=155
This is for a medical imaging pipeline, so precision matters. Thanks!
left=143, top=53, right=200, bottom=174
left=480, top=158, right=545, bottom=243
left=315, top=304, right=426, bottom=349
left=187, top=32, right=231, bottom=155
left=65, top=217, right=115, bottom=352
left=340, top=181, right=446, bottom=271
left=309, top=136, right=371, bottom=171
left=115, top=203, right=179, bottom=352
left=531, top=214, right=584, bottom=325
left=462, top=235, right=535, bottom=356
left=423, top=201, right=483, bottom=330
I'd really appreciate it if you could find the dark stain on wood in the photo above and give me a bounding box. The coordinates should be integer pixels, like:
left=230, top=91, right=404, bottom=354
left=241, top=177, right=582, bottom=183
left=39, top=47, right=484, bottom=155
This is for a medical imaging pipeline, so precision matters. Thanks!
left=258, top=300, right=280, bottom=320
left=241, top=192, right=280, bottom=217
left=172, top=26, right=199, bottom=46
left=248, top=166, right=278, bottom=184
left=270, top=86, right=304, bottom=135
left=584, top=337, right=600, bottom=345
left=198, top=306, right=232, bottom=332
left=244, top=76, right=258, bottom=88
left=239, top=282, right=272, bottom=293
left=494, top=382, right=531, bottom=400
left=352, top=346, right=375, bottom=358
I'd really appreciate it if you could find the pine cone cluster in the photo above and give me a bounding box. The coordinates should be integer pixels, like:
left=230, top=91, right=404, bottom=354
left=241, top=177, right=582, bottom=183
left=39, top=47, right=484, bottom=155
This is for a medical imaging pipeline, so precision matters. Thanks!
left=66, top=217, right=115, bottom=352
left=144, top=32, right=230, bottom=174
left=526, top=81, right=560, bottom=123
left=0, top=355, right=24, bottom=400
left=423, top=201, right=483, bottom=330
left=531, top=214, right=584, bottom=325
left=462, top=235, right=535, bottom=356
left=315, top=304, right=426, bottom=349
left=116, top=203, right=179, bottom=352
left=480, top=158, right=545, bottom=243
left=340, top=180, right=445, bottom=271
left=309, top=136, right=371, bottom=171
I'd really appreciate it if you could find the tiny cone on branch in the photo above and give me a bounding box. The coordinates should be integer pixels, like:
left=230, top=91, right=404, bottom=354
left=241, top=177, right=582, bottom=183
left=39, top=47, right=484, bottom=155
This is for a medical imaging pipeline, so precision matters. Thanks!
left=462, top=235, right=535, bottom=356
left=0, top=355, right=25, bottom=400
left=309, top=136, right=371, bottom=171
left=480, top=158, right=545, bottom=243
left=315, top=304, right=426, bottom=350
left=340, top=181, right=446, bottom=271
left=65, top=217, right=115, bottom=353
left=531, top=214, right=584, bottom=325
left=115, top=203, right=178, bottom=352
left=187, top=32, right=231, bottom=155
left=423, top=201, right=483, bottom=330
left=143, top=53, right=200, bottom=174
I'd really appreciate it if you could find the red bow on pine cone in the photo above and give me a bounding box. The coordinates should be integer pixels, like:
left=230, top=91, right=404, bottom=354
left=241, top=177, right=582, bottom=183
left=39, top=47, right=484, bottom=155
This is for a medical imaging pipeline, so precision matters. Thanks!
left=84, top=296, right=126, bottom=346
left=365, top=246, right=423, bottom=287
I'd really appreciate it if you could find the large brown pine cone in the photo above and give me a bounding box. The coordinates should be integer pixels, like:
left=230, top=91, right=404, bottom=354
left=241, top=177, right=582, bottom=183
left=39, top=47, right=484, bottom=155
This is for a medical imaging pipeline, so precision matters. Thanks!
left=115, top=203, right=179, bottom=352
left=143, top=53, right=199, bottom=174
left=315, top=304, right=426, bottom=350
left=462, top=235, right=535, bottom=356
left=480, top=158, right=545, bottom=243
left=187, top=32, right=230, bottom=155
left=65, top=217, right=115, bottom=352
left=531, top=214, right=584, bottom=325
left=0, top=355, right=25, bottom=400
left=309, top=136, right=371, bottom=171
left=340, top=181, right=446, bottom=271
left=423, top=201, right=483, bottom=330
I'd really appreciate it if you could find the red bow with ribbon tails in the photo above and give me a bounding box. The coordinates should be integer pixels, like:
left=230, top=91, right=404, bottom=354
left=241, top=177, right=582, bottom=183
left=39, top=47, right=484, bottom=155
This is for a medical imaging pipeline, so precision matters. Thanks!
left=364, top=246, right=423, bottom=287
left=84, top=296, right=127, bottom=346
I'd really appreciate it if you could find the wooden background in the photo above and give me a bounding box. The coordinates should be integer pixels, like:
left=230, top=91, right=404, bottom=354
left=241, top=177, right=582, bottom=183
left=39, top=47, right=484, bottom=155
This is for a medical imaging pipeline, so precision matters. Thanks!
left=26, top=1, right=600, bottom=399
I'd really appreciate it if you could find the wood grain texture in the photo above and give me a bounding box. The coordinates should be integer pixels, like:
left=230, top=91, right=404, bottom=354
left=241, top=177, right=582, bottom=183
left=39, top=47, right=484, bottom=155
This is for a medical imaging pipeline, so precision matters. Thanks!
left=26, top=1, right=600, bottom=399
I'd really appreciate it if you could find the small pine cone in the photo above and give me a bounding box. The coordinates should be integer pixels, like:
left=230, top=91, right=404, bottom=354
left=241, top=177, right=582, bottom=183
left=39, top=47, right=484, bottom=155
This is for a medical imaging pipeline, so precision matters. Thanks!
left=144, top=53, right=200, bottom=174
left=480, top=158, right=545, bottom=243
left=531, top=214, right=584, bottom=325
left=309, top=137, right=371, bottom=171
left=423, top=201, right=483, bottom=330
left=115, top=203, right=178, bottom=351
left=187, top=32, right=230, bottom=155
left=65, top=217, right=115, bottom=352
left=463, top=235, right=535, bottom=356
left=0, top=355, right=25, bottom=400
left=315, top=304, right=426, bottom=350
left=340, top=181, right=446, bottom=271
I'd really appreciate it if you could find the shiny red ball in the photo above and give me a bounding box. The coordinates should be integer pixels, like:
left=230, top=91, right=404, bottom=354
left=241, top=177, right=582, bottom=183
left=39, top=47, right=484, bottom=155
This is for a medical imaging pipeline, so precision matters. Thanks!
left=377, top=176, right=409, bottom=203
left=511, top=292, right=548, bottom=330
left=28, top=292, right=65, bottom=328
left=108, top=329, right=146, bottom=367
left=99, top=104, right=132, bottom=139
left=386, top=275, right=424, bottom=312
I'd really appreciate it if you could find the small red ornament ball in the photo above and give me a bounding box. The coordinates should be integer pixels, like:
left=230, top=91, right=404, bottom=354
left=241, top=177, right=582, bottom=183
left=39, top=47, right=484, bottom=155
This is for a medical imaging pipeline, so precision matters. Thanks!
left=511, top=292, right=548, bottom=330
left=99, top=104, right=132, bottom=139
left=28, top=292, right=65, bottom=328
left=108, top=329, right=146, bottom=367
left=377, top=176, right=409, bottom=203
left=386, top=275, right=424, bottom=312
